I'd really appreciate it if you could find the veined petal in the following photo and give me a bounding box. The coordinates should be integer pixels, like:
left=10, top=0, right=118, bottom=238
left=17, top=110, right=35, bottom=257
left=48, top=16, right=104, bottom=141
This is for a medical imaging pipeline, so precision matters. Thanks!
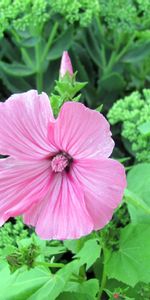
left=49, top=102, right=114, bottom=159
left=72, top=158, right=126, bottom=230
left=23, top=173, right=93, bottom=240
left=0, top=157, right=52, bottom=225
left=0, top=90, right=56, bottom=160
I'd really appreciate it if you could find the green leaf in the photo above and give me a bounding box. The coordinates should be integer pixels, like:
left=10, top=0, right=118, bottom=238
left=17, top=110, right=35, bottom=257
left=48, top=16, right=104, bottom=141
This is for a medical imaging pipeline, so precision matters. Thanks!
left=82, top=28, right=101, bottom=67
left=122, top=41, right=150, bottom=63
left=28, top=261, right=81, bottom=300
left=126, top=163, right=150, bottom=223
left=47, top=28, right=73, bottom=61
left=0, top=266, right=51, bottom=300
left=138, top=122, right=150, bottom=136
left=64, top=279, right=99, bottom=296
left=0, top=62, right=35, bottom=76
left=106, top=224, right=150, bottom=287
left=57, top=292, right=95, bottom=300
left=99, top=73, right=125, bottom=92
left=75, top=239, right=101, bottom=270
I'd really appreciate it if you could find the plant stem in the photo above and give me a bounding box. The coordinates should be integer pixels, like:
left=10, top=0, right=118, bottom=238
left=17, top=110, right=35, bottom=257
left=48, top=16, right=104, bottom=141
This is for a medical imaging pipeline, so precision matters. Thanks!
left=35, top=261, right=65, bottom=268
left=42, top=22, right=59, bottom=61
left=97, top=241, right=107, bottom=300
left=35, top=42, right=43, bottom=92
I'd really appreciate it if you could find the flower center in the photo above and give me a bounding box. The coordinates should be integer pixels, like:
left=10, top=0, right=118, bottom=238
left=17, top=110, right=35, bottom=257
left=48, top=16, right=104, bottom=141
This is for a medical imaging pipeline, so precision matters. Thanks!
left=51, top=152, right=72, bottom=173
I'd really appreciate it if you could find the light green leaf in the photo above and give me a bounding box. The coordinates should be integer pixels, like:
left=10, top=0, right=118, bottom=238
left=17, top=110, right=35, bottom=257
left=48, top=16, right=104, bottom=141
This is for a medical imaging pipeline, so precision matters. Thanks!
left=64, top=279, right=99, bottom=296
left=138, top=122, right=150, bottom=136
left=5, top=267, right=51, bottom=300
left=126, top=163, right=150, bottom=223
left=106, top=224, right=150, bottom=287
left=28, top=261, right=80, bottom=300
left=57, top=292, right=95, bottom=300
left=75, top=239, right=101, bottom=270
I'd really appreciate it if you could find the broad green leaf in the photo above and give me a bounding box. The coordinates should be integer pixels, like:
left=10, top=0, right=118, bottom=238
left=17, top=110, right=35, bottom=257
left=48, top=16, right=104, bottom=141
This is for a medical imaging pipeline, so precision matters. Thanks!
left=138, top=122, right=150, bottom=136
left=123, top=41, right=150, bottom=63
left=0, top=62, right=35, bottom=76
left=57, top=292, right=96, bottom=300
left=99, top=73, right=125, bottom=92
left=75, top=238, right=101, bottom=270
left=106, top=224, right=150, bottom=287
left=5, top=267, right=51, bottom=300
left=64, top=279, right=99, bottom=296
left=127, top=163, right=150, bottom=223
left=47, top=28, right=73, bottom=61
left=28, top=261, right=80, bottom=300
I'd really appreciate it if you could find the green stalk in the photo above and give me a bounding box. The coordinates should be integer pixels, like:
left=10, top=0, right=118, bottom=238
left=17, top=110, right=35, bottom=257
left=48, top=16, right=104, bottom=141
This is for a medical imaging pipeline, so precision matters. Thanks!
left=97, top=246, right=107, bottom=300
left=35, top=22, right=58, bottom=92
left=35, top=261, right=65, bottom=268
left=35, top=42, right=43, bottom=92
left=42, top=22, right=59, bottom=61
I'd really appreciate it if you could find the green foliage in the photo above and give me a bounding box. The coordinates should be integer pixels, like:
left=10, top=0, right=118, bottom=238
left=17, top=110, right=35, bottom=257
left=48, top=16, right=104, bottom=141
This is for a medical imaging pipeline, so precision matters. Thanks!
left=0, top=0, right=100, bottom=38
left=106, top=224, right=150, bottom=287
left=126, top=163, right=150, bottom=223
left=50, top=72, right=87, bottom=116
left=108, top=89, right=150, bottom=162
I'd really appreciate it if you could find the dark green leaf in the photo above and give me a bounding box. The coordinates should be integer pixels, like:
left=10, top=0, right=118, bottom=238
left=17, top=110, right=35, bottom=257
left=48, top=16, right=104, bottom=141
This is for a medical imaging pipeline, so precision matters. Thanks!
left=0, top=62, right=35, bottom=76
left=47, top=28, right=73, bottom=61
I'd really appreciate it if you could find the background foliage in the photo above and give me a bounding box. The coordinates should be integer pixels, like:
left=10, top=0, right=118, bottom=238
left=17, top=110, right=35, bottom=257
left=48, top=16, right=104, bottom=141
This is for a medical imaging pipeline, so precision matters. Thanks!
left=1, top=0, right=150, bottom=299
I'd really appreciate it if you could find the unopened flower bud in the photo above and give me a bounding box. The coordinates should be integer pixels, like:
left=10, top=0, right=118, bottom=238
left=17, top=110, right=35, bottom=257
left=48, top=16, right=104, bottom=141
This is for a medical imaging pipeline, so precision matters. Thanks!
left=59, top=51, right=73, bottom=77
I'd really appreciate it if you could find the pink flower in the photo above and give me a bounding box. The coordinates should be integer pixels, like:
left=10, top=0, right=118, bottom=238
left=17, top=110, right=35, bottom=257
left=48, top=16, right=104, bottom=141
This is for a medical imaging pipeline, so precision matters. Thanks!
left=59, top=51, right=73, bottom=77
left=0, top=90, right=126, bottom=240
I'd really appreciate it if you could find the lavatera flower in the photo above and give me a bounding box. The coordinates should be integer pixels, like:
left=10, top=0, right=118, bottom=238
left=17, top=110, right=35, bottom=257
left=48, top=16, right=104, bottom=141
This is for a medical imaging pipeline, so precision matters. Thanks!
left=0, top=91, right=126, bottom=240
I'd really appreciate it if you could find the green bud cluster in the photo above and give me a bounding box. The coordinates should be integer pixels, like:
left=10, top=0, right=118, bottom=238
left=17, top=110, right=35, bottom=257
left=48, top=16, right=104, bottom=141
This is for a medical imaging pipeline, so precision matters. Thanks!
left=0, top=0, right=49, bottom=37
left=50, top=0, right=100, bottom=27
left=99, top=0, right=150, bottom=33
left=0, top=0, right=100, bottom=38
left=0, top=217, right=28, bottom=249
left=108, top=89, right=150, bottom=162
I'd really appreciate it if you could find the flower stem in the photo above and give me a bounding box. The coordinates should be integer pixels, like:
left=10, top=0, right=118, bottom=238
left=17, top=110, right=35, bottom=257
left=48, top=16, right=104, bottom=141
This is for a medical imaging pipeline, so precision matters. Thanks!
left=35, top=261, right=65, bottom=268
left=97, top=238, right=107, bottom=300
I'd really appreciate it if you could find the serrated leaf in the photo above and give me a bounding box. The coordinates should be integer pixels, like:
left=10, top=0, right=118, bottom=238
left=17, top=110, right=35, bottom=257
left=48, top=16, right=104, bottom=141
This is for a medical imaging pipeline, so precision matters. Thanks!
left=106, top=224, right=150, bottom=287
left=75, top=239, right=101, bottom=270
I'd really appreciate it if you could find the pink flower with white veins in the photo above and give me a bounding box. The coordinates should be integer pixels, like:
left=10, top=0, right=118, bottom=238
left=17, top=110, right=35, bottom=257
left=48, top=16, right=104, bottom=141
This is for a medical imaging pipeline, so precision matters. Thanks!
left=0, top=90, right=126, bottom=240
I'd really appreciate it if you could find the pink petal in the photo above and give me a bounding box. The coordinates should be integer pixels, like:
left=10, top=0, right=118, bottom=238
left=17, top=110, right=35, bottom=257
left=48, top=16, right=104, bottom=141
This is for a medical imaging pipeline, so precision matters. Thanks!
left=23, top=173, right=93, bottom=240
left=0, top=157, right=51, bottom=225
left=49, top=102, right=114, bottom=159
left=0, top=90, right=56, bottom=160
left=60, top=51, right=73, bottom=77
left=72, top=158, right=126, bottom=230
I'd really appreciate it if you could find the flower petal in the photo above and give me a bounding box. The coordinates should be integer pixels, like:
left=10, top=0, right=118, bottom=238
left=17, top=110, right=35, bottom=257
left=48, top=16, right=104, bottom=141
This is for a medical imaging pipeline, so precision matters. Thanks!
left=0, top=157, right=51, bottom=225
left=0, top=90, right=56, bottom=160
left=49, top=102, right=114, bottom=159
left=72, top=158, right=126, bottom=230
left=23, top=173, right=93, bottom=240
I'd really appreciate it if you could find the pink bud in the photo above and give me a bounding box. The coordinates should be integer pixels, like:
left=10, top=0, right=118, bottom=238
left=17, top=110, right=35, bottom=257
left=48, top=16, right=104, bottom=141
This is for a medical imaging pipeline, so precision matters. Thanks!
left=60, top=51, right=73, bottom=77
